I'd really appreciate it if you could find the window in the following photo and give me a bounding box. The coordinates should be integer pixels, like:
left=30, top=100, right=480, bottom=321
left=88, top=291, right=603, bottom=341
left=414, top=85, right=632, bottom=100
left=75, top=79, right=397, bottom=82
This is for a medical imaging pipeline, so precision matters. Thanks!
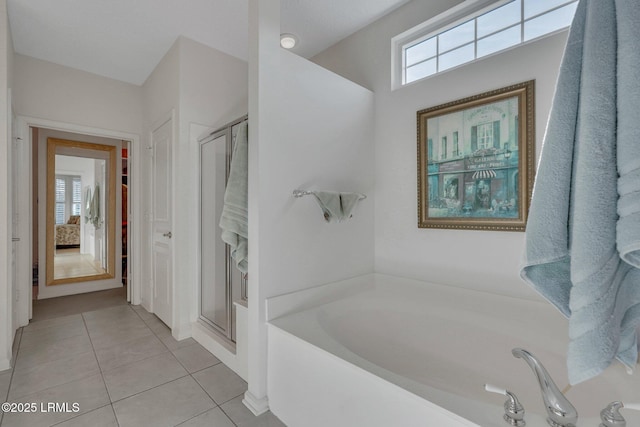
left=476, top=123, right=494, bottom=149
left=441, top=136, right=448, bottom=160
left=55, top=175, right=82, bottom=224
left=397, top=0, right=578, bottom=86
left=72, top=178, right=82, bottom=216
left=55, top=178, right=66, bottom=225
left=453, top=132, right=459, bottom=156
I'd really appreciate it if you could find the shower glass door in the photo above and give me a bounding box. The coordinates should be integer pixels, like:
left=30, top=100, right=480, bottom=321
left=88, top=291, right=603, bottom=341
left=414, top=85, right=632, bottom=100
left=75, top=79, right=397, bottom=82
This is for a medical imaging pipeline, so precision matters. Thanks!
left=200, top=132, right=230, bottom=336
left=199, top=121, right=245, bottom=343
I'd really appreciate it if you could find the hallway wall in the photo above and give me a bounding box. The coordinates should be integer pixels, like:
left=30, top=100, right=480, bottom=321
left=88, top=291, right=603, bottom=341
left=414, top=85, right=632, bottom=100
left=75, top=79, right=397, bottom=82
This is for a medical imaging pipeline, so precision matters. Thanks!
left=142, top=36, right=248, bottom=341
left=12, top=54, right=143, bottom=135
left=11, top=53, right=144, bottom=319
left=0, top=0, right=15, bottom=370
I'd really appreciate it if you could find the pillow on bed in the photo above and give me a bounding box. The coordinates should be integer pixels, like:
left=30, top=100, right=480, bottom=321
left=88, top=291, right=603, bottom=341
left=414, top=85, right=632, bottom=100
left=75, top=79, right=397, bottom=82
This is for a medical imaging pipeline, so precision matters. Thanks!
left=67, top=215, right=80, bottom=225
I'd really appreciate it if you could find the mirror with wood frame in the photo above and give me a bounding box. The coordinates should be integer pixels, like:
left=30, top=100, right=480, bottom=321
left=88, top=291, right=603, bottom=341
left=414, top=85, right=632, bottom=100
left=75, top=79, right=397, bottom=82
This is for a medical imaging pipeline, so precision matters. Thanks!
left=46, top=138, right=116, bottom=285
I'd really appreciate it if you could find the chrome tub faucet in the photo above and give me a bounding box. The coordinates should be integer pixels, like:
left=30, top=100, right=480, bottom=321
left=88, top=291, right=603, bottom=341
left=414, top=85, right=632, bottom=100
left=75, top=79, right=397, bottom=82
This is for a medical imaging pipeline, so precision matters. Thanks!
left=512, top=348, right=578, bottom=427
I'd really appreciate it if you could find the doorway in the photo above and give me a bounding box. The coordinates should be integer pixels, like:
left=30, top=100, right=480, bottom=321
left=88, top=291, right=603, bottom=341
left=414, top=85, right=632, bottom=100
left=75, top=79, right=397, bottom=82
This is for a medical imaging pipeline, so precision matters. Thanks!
left=150, top=118, right=173, bottom=328
left=14, top=116, right=141, bottom=325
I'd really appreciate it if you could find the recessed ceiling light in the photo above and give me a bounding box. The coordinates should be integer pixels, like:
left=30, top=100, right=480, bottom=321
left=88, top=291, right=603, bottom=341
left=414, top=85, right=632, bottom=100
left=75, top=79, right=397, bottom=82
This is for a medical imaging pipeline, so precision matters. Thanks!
left=280, top=33, right=297, bottom=49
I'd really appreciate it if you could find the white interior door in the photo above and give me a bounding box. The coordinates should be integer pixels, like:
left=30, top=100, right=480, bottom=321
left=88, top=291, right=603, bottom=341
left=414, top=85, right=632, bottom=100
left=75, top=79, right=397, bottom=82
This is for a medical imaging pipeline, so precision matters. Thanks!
left=10, top=99, right=30, bottom=331
left=151, top=119, right=173, bottom=327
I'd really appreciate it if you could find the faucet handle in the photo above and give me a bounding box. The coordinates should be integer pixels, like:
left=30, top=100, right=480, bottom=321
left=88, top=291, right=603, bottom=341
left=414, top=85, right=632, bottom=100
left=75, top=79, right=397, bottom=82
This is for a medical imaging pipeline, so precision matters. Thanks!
left=485, top=384, right=526, bottom=426
left=600, top=402, right=640, bottom=427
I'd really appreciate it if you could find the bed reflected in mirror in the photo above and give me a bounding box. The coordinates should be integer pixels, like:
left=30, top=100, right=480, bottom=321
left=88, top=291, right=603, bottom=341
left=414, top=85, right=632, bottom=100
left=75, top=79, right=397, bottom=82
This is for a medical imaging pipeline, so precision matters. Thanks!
left=46, top=138, right=116, bottom=285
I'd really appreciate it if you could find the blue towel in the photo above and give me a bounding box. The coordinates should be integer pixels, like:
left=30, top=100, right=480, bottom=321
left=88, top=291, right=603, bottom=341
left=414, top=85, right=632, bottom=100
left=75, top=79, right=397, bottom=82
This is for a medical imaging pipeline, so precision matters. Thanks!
left=219, top=121, right=248, bottom=273
left=521, top=0, right=640, bottom=385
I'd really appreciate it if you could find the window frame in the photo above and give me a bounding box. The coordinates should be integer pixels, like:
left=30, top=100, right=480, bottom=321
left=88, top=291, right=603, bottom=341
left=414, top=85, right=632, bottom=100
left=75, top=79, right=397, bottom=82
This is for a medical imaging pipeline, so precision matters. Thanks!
left=476, top=122, right=494, bottom=150
left=392, top=0, right=576, bottom=89
left=55, top=174, right=82, bottom=224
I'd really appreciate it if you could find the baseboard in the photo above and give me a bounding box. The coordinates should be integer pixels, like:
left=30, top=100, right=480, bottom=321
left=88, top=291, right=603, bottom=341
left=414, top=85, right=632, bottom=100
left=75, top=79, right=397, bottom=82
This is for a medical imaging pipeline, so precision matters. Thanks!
left=171, top=322, right=192, bottom=341
left=243, top=390, right=269, bottom=416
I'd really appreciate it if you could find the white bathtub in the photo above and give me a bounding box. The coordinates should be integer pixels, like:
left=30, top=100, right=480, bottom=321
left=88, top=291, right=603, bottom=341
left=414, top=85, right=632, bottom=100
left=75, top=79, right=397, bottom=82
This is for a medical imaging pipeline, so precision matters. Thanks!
left=266, top=274, right=640, bottom=427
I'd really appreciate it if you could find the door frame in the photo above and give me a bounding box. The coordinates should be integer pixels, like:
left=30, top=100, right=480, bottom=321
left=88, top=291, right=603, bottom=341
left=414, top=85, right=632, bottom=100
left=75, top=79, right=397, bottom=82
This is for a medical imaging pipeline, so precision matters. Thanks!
left=11, top=95, right=29, bottom=329
left=17, top=116, right=143, bottom=321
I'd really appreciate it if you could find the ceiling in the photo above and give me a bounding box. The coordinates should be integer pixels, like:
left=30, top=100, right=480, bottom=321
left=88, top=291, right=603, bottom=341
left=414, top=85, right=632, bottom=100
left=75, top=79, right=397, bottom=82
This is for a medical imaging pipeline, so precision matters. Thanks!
left=7, top=0, right=412, bottom=86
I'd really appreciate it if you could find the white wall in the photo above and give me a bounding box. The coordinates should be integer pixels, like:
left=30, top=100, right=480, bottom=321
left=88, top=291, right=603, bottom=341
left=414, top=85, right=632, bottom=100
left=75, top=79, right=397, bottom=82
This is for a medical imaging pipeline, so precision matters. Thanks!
left=246, top=0, right=375, bottom=412
left=13, top=54, right=143, bottom=135
left=141, top=39, right=180, bottom=314
left=176, top=37, right=248, bottom=339
left=179, top=37, right=248, bottom=131
left=312, top=0, right=568, bottom=300
left=260, top=50, right=375, bottom=296
left=0, top=0, right=14, bottom=370
left=12, top=52, right=144, bottom=306
left=142, top=36, right=249, bottom=343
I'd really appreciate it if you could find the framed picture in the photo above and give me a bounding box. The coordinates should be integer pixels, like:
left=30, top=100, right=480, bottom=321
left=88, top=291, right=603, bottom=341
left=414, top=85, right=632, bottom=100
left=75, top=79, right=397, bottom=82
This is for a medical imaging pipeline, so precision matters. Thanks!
left=417, top=80, right=535, bottom=231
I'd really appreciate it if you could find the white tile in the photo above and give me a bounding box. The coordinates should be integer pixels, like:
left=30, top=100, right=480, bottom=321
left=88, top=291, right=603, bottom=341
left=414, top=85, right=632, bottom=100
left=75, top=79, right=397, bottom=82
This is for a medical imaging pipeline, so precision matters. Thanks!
left=102, top=351, right=187, bottom=402
left=82, top=307, right=145, bottom=331
left=178, top=407, right=235, bottom=427
left=192, top=363, right=247, bottom=405
left=22, top=314, right=84, bottom=333
left=131, top=305, right=155, bottom=321
left=81, top=305, right=136, bottom=323
left=83, top=309, right=146, bottom=333
left=4, top=303, right=276, bottom=427
left=12, top=328, right=22, bottom=365
left=112, top=376, right=215, bottom=427
left=172, top=343, right=221, bottom=373
left=9, top=351, right=99, bottom=399
left=154, top=327, right=197, bottom=351
left=142, top=315, right=170, bottom=333
left=14, top=334, right=93, bottom=372
left=94, top=333, right=167, bottom=372
left=54, top=405, right=118, bottom=427
left=221, top=396, right=287, bottom=427
left=88, top=322, right=154, bottom=351
left=1, top=374, right=109, bottom=427
left=0, top=370, right=12, bottom=402
left=85, top=316, right=147, bottom=336
left=19, top=321, right=87, bottom=349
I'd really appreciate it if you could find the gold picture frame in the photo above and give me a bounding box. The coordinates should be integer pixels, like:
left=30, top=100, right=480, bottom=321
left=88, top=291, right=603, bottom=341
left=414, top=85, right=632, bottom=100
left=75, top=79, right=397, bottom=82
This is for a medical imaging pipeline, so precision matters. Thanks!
left=417, top=80, right=535, bottom=231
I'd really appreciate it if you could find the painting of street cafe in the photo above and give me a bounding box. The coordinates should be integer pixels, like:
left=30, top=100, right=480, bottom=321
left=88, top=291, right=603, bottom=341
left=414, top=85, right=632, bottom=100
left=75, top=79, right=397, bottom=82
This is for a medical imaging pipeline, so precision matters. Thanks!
left=417, top=81, right=535, bottom=231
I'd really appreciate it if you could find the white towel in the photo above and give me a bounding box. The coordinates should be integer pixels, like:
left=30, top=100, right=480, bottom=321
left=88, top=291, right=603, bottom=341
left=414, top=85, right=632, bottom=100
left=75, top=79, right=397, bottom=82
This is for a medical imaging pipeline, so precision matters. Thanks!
left=219, top=122, right=248, bottom=273
left=312, top=191, right=363, bottom=223
left=338, top=192, right=362, bottom=220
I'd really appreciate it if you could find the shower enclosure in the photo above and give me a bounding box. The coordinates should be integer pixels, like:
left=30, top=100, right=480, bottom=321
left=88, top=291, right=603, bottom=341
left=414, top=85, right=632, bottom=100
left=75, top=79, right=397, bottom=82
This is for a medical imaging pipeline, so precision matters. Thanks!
left=199, top=116, right=247, bottom=343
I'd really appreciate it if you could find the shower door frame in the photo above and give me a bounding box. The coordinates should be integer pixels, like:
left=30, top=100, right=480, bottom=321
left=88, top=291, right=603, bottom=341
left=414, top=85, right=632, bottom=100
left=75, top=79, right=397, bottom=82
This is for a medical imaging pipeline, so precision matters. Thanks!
left=198, top=115, right=248, bottom=343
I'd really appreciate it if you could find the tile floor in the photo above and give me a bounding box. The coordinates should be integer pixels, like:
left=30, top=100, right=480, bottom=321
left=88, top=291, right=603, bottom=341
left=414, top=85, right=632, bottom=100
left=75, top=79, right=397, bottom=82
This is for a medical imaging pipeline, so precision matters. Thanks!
left=0, top=292, right=285, bottom=427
